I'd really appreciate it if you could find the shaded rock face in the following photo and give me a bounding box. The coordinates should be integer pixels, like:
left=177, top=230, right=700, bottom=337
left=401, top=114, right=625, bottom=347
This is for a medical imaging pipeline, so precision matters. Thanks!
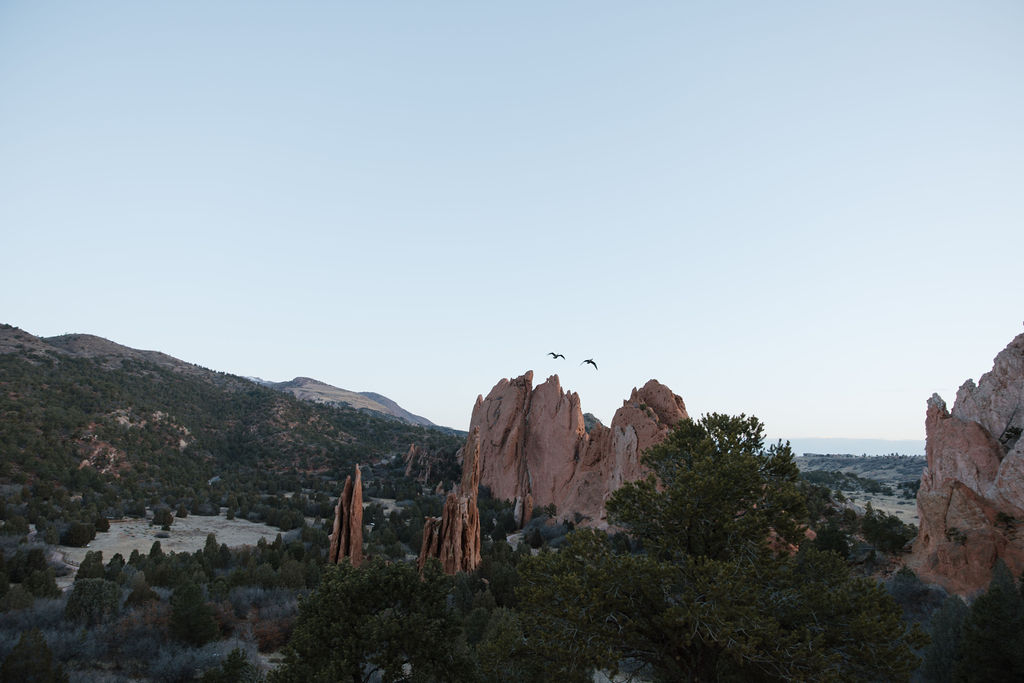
left=418, top=428, right=482, bottom=574
left=403, top=443, right=459, bottom=486
left=328, top=465, right=364, bottom=567
left=471, top=372, right=688, bottom=528
left=404, top=444, right=425, bottom=480
left=911, top=333, right=1024, bottom=595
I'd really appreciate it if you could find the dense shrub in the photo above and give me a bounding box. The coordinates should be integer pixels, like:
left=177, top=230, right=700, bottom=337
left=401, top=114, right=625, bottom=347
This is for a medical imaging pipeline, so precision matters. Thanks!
left=61, top=523, right=95, bottom=548
left=75, top=551, right=105, bottom=581
left=861, top=504, right=916, bottom=553
left=25, top=569, right=61, bottom=599
left=169, top=583, right=218, bottom=647
left=65, top=579, right=119, bottom=626
left=0, top=628, right=67, bottom=683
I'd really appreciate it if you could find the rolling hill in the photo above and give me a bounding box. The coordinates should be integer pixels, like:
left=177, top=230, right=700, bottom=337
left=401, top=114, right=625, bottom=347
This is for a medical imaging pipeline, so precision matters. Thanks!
left=0, top=323, right=461, bottom=495
left=250, top=376, right=438, bottom=428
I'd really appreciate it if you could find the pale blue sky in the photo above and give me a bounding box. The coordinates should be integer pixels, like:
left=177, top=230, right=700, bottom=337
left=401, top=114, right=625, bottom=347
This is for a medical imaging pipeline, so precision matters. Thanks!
left=2, top=2, right=1022, bottom=445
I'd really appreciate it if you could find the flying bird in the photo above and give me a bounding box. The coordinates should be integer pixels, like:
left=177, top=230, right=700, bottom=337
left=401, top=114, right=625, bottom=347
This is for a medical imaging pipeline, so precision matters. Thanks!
left=581, top=358, right=598, bottom=370
left=548, top=352, right=565, bottom=359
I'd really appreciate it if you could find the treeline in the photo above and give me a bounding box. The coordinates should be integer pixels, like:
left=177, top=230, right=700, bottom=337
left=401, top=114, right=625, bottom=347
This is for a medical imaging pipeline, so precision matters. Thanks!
left=801, top=468, right=898, bottom=495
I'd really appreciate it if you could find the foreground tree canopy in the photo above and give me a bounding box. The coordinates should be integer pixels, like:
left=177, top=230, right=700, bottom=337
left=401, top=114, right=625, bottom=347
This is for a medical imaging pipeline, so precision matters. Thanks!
left=270, top=559, right=470, bottom=683
left=517, top=413, right=926, bottom=682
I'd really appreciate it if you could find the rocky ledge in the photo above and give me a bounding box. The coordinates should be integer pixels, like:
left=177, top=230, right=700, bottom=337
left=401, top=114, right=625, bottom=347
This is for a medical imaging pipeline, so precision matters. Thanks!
left=910, top=332, right=1024, bottom=595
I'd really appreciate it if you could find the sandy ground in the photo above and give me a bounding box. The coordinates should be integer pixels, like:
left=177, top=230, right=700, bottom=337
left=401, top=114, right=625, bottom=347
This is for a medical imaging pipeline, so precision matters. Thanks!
left=55, top=510, right=285, bottom=588
left=844, top=493, right=919, bottom=525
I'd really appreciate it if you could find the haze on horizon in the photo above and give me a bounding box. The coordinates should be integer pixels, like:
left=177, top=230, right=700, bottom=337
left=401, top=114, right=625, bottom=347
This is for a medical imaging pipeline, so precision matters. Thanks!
left=1, top=2, right=1021, bottom=444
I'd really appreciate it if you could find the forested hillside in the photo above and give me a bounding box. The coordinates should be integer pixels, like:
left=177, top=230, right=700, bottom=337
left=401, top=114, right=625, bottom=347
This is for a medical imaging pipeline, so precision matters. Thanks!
left=0, top=324, right=461, bottom=526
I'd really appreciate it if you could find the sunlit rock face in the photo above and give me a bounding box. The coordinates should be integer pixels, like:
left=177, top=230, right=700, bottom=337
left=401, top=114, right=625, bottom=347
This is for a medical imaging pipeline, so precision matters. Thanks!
left=328, top=465, right=364, bottom=567
left=911, top=333, right=1024, bottom=595
left=469, top=372, right=688, bottom=528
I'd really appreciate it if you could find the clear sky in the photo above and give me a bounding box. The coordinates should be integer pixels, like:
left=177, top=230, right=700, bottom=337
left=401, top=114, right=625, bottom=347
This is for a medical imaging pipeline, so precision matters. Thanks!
left=2, top=2, right=1022, bottom=445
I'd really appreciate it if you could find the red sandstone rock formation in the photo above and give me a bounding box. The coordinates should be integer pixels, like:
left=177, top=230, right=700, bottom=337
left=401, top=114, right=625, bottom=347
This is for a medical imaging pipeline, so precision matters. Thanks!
left=418, top=428, right=482, bottom=574
left=471, top=372, right=688, bottom=528
left=328, top=464, right=364, bottom=567
left=910, top=333, right=1024, bottom=595
left=403, top=443, right=434, bottom=483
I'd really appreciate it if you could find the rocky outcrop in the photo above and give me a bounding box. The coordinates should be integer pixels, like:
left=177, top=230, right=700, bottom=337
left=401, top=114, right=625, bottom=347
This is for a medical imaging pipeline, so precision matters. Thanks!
left=911, top=333, right=1024, bottom=595
left=404, top=444, right=425, bottom=479
left=418, top=428, right=482, bottom=574
left=470, top=372, right=688, bottom=528
left=328, top=465, right=364, bottom=567
left=403, top=443, right=459, bottom=486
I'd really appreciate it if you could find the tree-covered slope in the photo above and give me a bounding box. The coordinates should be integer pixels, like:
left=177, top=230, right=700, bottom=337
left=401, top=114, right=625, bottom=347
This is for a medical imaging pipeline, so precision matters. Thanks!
left=0, top=324, right=461, bottom=493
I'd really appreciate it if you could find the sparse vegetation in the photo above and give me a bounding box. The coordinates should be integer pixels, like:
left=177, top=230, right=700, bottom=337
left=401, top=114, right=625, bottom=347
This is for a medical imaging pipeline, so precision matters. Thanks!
left=0, top=332, right=981, bottom=681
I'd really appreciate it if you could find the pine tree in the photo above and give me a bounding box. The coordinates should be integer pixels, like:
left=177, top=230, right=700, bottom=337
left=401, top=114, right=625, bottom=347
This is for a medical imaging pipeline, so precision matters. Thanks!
left=954, top=560, right=1024, bottom=681
left=201, top=648, right=258, bottom=683
left=64, top=578, right=120, bottom=625
left=517, top=414, right=926, bottom=681
left=24, top=568, right=60, bottom=598
left=921, top=595, right=968, bottom=683
left=0, top=629, right=68, bottom=683
left=169, top=582, right=219, bottom=646
left=271, top=560, right=471, bottom=683
left=124, top=573, right=159, bottom=607
left=75, top=550, right=104, bottom=581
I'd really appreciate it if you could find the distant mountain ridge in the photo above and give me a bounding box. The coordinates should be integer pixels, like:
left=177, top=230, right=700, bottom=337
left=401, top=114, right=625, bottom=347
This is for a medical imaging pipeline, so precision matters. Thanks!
left=0, top=323, right=463, bottom=489
left=249, top=376, right=436, bottom=428
left=0, top=327, right=211, bottom=377
left=783, top=437, right=925, bottom=457
left=0, top=324, right=440, bottom=430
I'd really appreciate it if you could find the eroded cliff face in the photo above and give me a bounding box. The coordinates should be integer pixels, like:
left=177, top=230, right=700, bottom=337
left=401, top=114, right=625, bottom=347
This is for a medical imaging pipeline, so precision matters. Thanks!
left=911, top=333, right=1024, bottom=595
left=328, top=465, right=364, bottom=567
left=470, top=372, right=688, bottom=528
left=418, top=427, right=482, bottom=574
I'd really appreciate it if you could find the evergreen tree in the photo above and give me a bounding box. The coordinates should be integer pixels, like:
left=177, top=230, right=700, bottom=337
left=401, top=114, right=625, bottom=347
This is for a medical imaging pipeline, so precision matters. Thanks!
left=2, top=584, right=34, bottom=610
left=65, top=578, right=120, bottom=625
left=813, top=517, right=851, bottom=557
left=271, top=560, right=470, bottom=683
left=24, top=568, right=60, bottom=598
left=921, top=595, right=969, bottom=683
left=201, top=648, right=258, bottom=683
left=75, top=550, right=104, bottom=580
left=954, top=560, right=1024, bottom=682
left=124, top=572, right=159, bottom=607
left=0, top=629, right=68, bottom=683
left=105, top=553, right=125, bottom=582
left=61, top=522, right=95, bottom=547
left=169, top=582, right=219, bottom=646
left=151, top=507, right=173, bottom=528
left=517, top=414, right=926, bottom=682
left=204, top=532, right=219, bottom=560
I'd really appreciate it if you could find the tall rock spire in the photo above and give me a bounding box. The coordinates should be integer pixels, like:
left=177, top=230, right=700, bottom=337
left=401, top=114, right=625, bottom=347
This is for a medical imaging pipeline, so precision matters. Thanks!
left=328, top=464, right=364, bottom=567
left=418, top=427, right=482, bottom=574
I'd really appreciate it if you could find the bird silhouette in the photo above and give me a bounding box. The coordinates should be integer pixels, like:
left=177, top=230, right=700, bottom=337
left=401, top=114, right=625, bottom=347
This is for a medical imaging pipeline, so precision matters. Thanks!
left=581, top=358, right=598, bottom=370
left=548, top=352, right=565, bottom=359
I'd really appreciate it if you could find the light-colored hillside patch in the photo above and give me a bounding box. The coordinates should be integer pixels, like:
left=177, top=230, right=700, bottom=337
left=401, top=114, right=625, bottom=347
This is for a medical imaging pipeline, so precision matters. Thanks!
left=56, top=510, right=284, bottom=587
